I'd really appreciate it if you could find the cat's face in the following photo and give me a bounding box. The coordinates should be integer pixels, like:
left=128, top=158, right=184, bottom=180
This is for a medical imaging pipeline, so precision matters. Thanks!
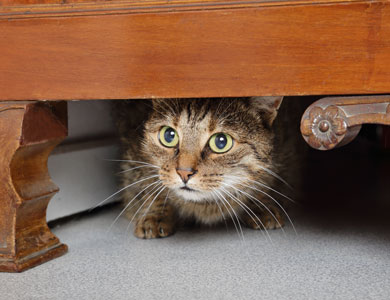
left=141, top=97, right=282, bottom=202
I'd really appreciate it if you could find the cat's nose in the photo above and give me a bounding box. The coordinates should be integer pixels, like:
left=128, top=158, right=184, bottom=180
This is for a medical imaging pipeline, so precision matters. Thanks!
left=176, top=168, right=197, bottom=184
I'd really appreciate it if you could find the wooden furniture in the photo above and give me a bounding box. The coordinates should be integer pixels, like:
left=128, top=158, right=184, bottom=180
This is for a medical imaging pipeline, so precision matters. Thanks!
left=0, top=102, right=67, bottom=272
left=1, top=0, right=390, bottom=271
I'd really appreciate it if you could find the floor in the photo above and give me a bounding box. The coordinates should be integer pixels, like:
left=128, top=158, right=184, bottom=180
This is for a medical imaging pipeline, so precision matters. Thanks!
left=2, top=205, right=390, bottom=300
left=1, top=127, right=390, bottom=300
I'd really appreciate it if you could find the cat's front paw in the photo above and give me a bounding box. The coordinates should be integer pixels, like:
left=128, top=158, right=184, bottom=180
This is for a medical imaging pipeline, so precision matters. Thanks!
left=243, top=207, right=285, bottom=230
left=134, top=215, right=176, bottom=239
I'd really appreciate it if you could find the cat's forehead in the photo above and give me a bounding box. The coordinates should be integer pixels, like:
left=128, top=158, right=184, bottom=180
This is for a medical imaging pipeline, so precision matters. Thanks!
left=152, top=99, right=211, bottom=127
left=177, top=103, right=213, bottom=131
left=167, top=99, right=231, bottom=125
left=169, top=102, right=213, bottom=150
left=149, top=98, right=256, bottom=137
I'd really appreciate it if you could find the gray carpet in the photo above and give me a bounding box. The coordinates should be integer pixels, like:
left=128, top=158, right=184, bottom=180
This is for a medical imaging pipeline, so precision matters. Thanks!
left=2, top=206, right=390, bottom=300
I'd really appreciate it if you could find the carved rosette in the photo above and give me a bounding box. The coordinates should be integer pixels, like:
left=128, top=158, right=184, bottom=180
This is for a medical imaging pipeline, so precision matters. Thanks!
left=301, top=105, right=348, bottom=150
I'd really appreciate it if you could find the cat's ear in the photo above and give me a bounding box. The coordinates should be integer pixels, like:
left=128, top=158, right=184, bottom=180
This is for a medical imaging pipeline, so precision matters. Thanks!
left=250, top=96, right=284, bottom=128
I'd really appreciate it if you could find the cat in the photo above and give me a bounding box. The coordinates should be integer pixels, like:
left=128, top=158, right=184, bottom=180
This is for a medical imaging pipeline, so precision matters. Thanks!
left=113, top=97, right=305, bottom=239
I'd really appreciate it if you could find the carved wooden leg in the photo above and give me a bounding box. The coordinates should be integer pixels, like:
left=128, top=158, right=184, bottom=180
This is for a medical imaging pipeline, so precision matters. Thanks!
left=0, top=101, right=68, bottom=272
left=300, top=96, right=390, bottom=150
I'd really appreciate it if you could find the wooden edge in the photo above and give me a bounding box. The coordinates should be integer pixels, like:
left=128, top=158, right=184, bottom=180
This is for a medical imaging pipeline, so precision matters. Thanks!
left=300, top=95, right=390, bottom=150
left=0, top=0, right=380, bottom=19
left=0, top=243, right=68, bottom=273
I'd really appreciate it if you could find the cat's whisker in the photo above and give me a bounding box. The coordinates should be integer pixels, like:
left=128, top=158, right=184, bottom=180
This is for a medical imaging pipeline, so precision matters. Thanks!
left=108, top=180, right=161, bottom=231
left=117, top=165, right=160, bottom=175
left=224, top=175, right=297, bottom=233
left=222, top=182, right=287, bottom=237
left=162, top=189, right=171, bottom=212
left=125, top=182, right=164, bottom=214
left=103, top=159, right=160, bottom=169
left=248, top=179, right=296, bottom=204
left=212, top=193, right=226, bottom=222
left=210, top=191, right=228, bottom=231
left=130, top=185, right=164, bottom=223
left=236, top=183, right=297, bottom=236
left=145, top=101, right=169, bottom=119
left=225, top=175, right=295, bottom=204
left=172, top=99, right=181, bottom=115
left=215, top=100, right=235, bottom=124
left=154, top=98, right=177, bottom=118
left=160, top=99, right=177, bottom=117
left=220, top=186, right=262, bottom=230
left=124, top=183, right=165, bottom=235
left=220, top=186, right=272, bottom=243
left=90, top=174, right=160, bottom=211
left=213, top=190, right=245, bottom=242
left=257, top=166, right=293, bottom=190
left=141, top=186, right=167, bottom=219
left=222, top=182, right=286, bottom=233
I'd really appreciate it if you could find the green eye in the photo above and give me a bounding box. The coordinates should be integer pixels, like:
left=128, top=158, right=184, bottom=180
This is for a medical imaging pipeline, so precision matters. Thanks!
left=209, top=133, right=233, bottom=153
left=159, top=126, right=179, bottom=148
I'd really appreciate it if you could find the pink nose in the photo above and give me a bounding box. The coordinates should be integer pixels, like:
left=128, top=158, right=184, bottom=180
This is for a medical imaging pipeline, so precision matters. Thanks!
left=176, top=168, right=197, bottom=183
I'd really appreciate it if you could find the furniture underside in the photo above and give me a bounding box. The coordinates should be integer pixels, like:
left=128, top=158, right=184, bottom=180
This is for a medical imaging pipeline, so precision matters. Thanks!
left=0, top=0, right=389, bottom=271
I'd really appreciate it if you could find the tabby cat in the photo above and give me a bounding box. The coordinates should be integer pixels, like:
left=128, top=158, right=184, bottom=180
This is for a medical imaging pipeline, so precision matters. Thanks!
left=114, top=97, right=304, bottom=239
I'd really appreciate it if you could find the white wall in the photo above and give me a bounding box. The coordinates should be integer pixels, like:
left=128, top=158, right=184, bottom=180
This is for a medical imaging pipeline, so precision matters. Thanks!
left=47, top=101, right=120, bottom=221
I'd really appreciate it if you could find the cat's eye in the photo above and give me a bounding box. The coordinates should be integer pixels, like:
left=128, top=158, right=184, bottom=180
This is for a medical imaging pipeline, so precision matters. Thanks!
left=159, top=126, right=179, bottom=148
left=209, top=133, right=233, bottom=153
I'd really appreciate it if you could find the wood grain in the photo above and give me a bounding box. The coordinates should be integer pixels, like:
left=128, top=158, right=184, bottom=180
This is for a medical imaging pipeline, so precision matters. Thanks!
left=0, top=102, right=68, bottom=272
left=0, top=0, right=365, bottom=12
left=1, top=0, right=390, bottom=100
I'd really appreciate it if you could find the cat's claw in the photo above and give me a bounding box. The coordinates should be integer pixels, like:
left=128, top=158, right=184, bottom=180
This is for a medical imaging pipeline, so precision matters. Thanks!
left=134, top=216, right=175, bottom=239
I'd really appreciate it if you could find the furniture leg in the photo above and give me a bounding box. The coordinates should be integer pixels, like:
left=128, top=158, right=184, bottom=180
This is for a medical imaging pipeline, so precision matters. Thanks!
left=301, top=96, right=390, bottom=150
left=0, top=101, right=68, bottom=272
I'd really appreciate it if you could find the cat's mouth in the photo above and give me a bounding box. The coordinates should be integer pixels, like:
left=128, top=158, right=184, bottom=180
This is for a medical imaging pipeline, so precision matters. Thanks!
left=180, top=186, right=196, bottom=192
left=175, top=184, right=211, bottom=202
